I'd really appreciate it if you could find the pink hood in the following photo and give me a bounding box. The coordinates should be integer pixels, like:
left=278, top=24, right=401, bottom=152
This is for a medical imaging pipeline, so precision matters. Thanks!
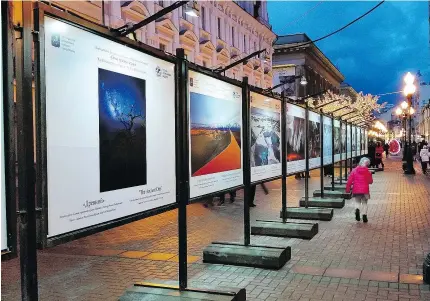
left=346, top=166, right=373, bottom=195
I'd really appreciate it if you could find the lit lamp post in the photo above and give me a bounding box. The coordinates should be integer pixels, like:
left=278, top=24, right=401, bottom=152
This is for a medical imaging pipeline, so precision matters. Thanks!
left=397, top=72, right=416, bottom=174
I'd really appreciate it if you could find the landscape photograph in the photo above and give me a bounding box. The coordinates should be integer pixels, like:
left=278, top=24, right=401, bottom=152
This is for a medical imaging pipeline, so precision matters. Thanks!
left=250, top=106, right=281, bottom=167
left=98, top=68, right=147, bottom=192
left=308, top=119, right=321, bottom=158
left=286, top=114, right=305, bottom=162
left=190, top=92, right=241, bottom=177
left=334, top=126, right=341, bottom=155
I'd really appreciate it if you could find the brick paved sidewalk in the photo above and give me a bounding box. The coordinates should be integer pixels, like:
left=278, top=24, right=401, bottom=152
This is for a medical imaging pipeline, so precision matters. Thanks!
left=2, top=156, right=430, bottom=300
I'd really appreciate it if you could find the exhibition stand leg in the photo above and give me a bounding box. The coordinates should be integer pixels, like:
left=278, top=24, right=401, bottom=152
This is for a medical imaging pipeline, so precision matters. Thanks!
left=122, top=49, right=245, bottom=300
left=252, top=93, right=318, bottom=240
left=203, top=77, right=290, bottom=270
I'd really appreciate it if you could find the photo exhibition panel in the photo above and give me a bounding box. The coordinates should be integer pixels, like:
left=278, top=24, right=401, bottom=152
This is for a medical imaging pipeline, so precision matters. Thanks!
left=334, top=119, right=341, bottom=163
left=323, top=116, right=333, bottom=165
left=250, top=92, right=281, bottom=183
left=44, top=17, right=176, bottom=237
left=308, top=111, right=321, bottom=169
left=286, top=103, right=306, bottom=175
left=188, top=71, right=243, bottom=198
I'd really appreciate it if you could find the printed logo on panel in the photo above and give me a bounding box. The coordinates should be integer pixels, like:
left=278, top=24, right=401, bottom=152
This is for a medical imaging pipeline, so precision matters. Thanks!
left=51, top=34, right=61, bottom=48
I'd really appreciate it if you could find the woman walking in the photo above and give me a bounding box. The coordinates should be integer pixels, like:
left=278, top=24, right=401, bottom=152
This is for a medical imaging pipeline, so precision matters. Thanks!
left=345, top=157, right=373, bottom=223
left=420, top=145, right=429, bottom=175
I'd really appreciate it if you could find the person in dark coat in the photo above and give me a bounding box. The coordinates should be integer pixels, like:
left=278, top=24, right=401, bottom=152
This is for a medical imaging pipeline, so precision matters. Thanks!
left=383, top=143, right=389, bottom=158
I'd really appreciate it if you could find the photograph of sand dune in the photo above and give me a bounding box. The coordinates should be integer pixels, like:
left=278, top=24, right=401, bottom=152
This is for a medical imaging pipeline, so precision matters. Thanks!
left=190, top=92, right=241, bottom=177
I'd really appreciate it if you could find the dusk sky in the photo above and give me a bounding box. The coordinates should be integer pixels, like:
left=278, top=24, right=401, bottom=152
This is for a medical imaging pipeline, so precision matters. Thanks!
left=267, top=1, right=429, bottom=106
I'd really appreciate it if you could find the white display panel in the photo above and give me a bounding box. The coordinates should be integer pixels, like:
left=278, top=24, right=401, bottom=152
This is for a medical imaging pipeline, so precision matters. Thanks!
left=188, top=71, right=243, bottom=198
left=323, top=116, right=333, bottom=165
left=334, top=119, right=341, bottom=162
left=365, top=130, right=368, bottom=155
left=250, top=92, right=281, bottom=183
left=286, top=104, right=306, bottom=174
left=0, top=3, right=7, bottom=251
left=351, top=126, right=357, bottom=157
left=347, top=124, right=352, bottom=159
left=341, top=122, right=347, bottom=160
left=44, top=17, right=176, bottom=237
left=356, top=127, right=360, bottom=157
left=308, top=111, right=321, bottom=169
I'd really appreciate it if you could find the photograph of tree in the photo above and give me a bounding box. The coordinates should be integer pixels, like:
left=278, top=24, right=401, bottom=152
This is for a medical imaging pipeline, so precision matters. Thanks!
left=308, top=120, right=321, bottom=158
left=361, top=131, right=365, bottom=151
left=190, top=92, right=241, bottom=177
left=334, top=126, right=341, bottom=155
left=98, top=68, right=147, bottom=192
left=341, top=125, right=347, bottom=153
left=250, top=107, right=281, bottom=167
left=286, top=115, right=305, bottom=162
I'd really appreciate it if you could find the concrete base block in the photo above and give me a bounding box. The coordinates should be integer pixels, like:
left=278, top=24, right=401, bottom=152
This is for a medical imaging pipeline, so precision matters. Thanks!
left=203, top=242, right=291, bottom=269
left=369, top=167, right=383, bottom=172
left=313, top=190, right=351, bottom=199
left=280, top=207, right=333, bottom=221
left=251, top=220, right=318, bottom=239
left=324, top=184, right=347, bottom=192
left=299, top=197, right=345, bottom=208
left=332, top=180, right=346, bottom=185
left=120, top=282, right=246, bottom=301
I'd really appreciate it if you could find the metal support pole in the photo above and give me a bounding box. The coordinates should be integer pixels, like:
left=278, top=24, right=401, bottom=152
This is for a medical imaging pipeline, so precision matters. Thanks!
left=176, top=48, right=189, bottom=290
left=17, top=2, right=38, bottom=300
left=339, top=121, right=343, bottom=184
left=344, top=122, right=348, bottom=179
left=350, top=124, right=353, bottom=173
left=319, top=112, right=324, bottom=197
left=242, top=77, right=251, bottom=246
left=331, top=114, right=335, bottom=190
left=281, top=92, right=287, bottom=223
left=304, top=102, right=309, bottom=207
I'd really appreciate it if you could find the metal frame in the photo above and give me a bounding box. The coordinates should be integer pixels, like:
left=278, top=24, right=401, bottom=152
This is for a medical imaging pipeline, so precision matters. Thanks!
left=1, top=0, right=17, bottom=260
left=33, top=2, right=180, bottom=248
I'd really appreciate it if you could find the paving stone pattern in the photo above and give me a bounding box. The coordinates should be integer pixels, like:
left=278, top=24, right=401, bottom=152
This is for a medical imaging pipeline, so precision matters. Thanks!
left=2, top=156, right=430, bottom=300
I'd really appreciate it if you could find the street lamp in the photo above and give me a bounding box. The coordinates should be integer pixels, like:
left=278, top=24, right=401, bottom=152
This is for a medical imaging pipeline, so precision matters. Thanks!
left=400, top=71, right=416, bottom=174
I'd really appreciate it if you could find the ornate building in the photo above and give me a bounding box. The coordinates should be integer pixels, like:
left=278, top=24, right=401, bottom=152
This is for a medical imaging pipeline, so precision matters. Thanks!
left=272, top=34, right=345, bottom=100
left=50, top=0, right=277, bottom=88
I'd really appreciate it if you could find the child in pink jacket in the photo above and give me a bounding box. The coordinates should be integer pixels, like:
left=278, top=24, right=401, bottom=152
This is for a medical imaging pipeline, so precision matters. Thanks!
left=346, top=157, right=373, bottom=223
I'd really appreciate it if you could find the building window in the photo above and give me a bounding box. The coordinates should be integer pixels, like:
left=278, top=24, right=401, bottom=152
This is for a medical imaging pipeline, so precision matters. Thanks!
left=232, top=27, right=235, bottom=46
left=254, top=41, right=257, bottom=52
left=202, top=61, right=207, bottom=67
left=201, top=6, right=206, bottom=30
left=159, top=43, right=166, bottom=52
left=243, top=35, right=246, bottom=52
left=158, top=0, right=164, bottom=7
left=217, top=17, right=221, bottom=39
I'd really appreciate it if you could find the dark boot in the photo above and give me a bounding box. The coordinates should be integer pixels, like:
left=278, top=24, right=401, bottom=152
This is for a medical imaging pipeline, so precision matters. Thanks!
left=355, top=209, right=360, bottom=221
left=362, top=215, right=368, bottom=223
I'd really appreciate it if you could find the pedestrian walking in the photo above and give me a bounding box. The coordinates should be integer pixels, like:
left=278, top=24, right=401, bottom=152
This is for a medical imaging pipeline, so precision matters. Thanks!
left=368, top=142, right=376, bottom=167
left=375, top=142, right=384, bottom=169
left=249, top=183, right=269, bottom=207
left=420, top=145, right=429, bottom=175
left=345, top=157, right=373, bottom=223
left=384, top=143, right=389, bottom=158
